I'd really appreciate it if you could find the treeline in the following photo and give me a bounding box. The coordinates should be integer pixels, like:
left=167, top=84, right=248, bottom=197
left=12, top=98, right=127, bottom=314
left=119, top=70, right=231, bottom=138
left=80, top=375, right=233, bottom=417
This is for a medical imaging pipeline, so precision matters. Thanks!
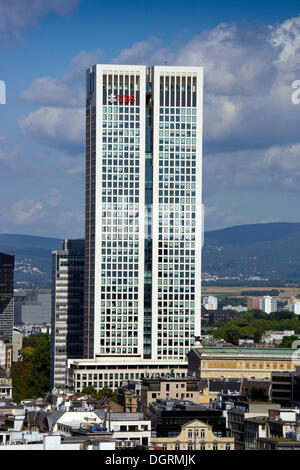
left=11, top=333, right=50, bottom=402
left=210, top=311, right=300, bottom=346
left=240, top=289, right=281, bottom=296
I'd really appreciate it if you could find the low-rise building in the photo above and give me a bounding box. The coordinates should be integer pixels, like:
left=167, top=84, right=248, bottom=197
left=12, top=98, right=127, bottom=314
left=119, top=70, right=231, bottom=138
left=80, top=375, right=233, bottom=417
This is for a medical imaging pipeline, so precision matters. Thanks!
left=261, top=330, right=296, bottom=346
left=256, top=437, right=300, bottom=450
left=151, top=419, right=234, bottom=450
left=0, top=339, right=12, bottom=370
left=271, top=369, right=300, bottom=406
left=0, top=369, right=12, bottom=401
left=202, top=296, right=218, bottom=311
left=188, top=346, right=300, bottom=380
left=141, top=377, right=210, bottom=410
left=228, top=402, right=281, bottom=450
left=0, top=432, right=115, bottom=450
left=24, top=409, right=151, bottom=449
left=149, top=399, right=227, bottom=438
left=222, top=305, right=247, bottom=313
left=117, top=388, right=139, bottom=413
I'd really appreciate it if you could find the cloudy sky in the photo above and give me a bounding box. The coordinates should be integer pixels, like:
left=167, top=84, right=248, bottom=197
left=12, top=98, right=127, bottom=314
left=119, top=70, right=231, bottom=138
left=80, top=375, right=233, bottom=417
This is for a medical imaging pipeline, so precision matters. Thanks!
left=1, top=0, right=300, bottom=237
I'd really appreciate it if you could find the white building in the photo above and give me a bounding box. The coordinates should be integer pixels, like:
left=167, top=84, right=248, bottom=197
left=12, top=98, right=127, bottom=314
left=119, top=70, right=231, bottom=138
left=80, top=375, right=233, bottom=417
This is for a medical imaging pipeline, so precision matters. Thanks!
left=261, top=330, right=296, bottom=345
left=44, top=410, right=151, bottom=448
left=259, top=296, right=277, bottom=314
left=223, top=305, right=247, bottom=312
left=290, top=302, right=300, bottom=315
left=69, top=64, right=203, bottom=389
left=203, top=296, right=218, bottom=310
left=0, top=432, right=115, bottom=450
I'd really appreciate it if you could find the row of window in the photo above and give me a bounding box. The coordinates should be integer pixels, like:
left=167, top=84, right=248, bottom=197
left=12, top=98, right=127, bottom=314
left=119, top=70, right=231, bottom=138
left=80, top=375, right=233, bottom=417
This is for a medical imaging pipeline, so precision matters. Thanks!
left=103, top=106, right=140, bottom=114
left=160, top=108, right=197, bottom=115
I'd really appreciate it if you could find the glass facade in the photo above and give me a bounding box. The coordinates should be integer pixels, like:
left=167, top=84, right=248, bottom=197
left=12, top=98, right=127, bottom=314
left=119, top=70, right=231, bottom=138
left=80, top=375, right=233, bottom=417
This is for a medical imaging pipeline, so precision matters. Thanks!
left=0, top=253, right=14, bottom=342
left=84, top=65, right=202, bottom=363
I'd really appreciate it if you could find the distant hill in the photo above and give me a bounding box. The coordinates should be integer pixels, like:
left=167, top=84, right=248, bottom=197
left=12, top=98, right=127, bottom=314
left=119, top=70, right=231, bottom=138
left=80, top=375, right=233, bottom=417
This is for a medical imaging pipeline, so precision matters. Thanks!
left=203, top=222, right=300, bottom=283
left=1, top=222, right=300, bottom=287
left=0, top=234, right=62, bottom=286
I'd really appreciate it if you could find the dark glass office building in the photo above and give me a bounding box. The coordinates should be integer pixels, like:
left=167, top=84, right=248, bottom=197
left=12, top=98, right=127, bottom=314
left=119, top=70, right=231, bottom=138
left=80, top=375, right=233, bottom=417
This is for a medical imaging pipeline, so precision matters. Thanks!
left=51, top=239, right=85, bottom=389
left=0, top=253, right=14, bottom=342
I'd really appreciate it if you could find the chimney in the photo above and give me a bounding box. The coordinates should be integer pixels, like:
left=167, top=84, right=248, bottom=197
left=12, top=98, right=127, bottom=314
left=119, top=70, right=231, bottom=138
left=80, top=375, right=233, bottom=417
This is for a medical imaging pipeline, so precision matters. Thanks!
left=269, top=409, right=277, bottom=421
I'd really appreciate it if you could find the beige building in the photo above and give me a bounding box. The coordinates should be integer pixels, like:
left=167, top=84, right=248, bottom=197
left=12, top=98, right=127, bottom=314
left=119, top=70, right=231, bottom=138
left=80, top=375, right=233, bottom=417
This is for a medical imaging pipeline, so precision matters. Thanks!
left=117, top=389, right=139, bottom=413
left=188, top=346, right=300, bottom=380
left=141, top=377, right=210, bottom=410
left=0, top=369, right=12, bottom=400
left=0, top=339, right=12, bottom=370
left=12, top=328, right=23, bottom=362
left=151, top=419, right=234, bottom=450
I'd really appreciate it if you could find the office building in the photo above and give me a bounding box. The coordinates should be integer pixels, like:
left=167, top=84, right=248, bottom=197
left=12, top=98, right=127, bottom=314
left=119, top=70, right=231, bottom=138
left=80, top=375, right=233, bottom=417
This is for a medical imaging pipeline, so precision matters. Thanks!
left=51, top=239, right=85, bottom=389
left=68, top=64, right=203, bottom=389
left=271, top=368, right=300, bottom=406
left=0, top=253, right=14, bottom=342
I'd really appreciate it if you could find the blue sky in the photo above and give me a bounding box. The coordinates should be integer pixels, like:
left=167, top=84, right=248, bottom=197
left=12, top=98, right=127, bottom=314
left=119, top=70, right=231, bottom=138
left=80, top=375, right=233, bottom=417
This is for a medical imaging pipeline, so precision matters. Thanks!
left=1, top=0, right=300, bottom=237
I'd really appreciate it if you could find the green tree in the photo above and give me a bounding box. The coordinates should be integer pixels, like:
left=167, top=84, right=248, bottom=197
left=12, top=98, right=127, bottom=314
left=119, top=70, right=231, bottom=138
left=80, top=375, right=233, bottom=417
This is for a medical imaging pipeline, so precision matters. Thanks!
left=29, top=334, right=50, bottom=397
left=11, top=333, right=50, bottom=402
left=224, top=327, right=240, bottom=345
left=82, top=385, right=117, bottom=402
left=278, top=335, right=300, bottom=349
left=82, top=385, right=98, bottom=398
left=11, top=361, right=33, bottom=402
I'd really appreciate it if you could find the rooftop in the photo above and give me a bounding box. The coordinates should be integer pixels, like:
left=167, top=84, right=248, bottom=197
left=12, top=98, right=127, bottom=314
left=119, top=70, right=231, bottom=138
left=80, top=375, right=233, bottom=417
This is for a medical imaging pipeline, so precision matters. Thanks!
left=192, top=347, right=299, bottom=357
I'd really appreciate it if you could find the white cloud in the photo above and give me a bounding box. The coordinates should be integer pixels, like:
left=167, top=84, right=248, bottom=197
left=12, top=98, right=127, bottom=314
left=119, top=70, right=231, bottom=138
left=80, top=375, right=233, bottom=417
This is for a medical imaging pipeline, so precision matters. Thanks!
left=0, top=0, right=81, bottom=33
left=1, top=187, right=64, bottom=226
left=18, top=106, right=85, bottom=151
left=20, top=49, right=103, bottom=107
left=16, top=15, right=300, bottom=198
left=11, top=198, right=45, bottom=225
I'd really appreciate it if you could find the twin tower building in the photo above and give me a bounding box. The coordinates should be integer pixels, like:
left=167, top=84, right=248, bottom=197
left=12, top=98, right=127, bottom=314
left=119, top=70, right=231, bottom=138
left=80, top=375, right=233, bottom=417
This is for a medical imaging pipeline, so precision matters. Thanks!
left=51, top=64, right=203, bottom=391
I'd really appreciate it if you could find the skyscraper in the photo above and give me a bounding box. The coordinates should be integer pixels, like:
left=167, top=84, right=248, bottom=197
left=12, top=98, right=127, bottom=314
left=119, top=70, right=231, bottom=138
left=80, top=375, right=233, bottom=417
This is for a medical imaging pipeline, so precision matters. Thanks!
left=68, top=64, right=203, bottom=391
left=0, top=253, right=14, bottom=343
left=51, top=239, right=85, bottom=389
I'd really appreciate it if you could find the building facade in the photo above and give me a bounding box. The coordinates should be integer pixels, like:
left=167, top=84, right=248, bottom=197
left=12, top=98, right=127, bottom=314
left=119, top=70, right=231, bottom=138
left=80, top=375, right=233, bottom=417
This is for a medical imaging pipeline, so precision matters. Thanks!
left=203, top=296, right=218, bottom=310
left=141, top=377, right=209, bottom=410
left=188, top=346, right=300, bottom=380
left=260, top=296, right=277, bottom=314
left=51, top=239, right=85, bottom=389
left=0, top=253, right=14, bottom=342
left=151, top=419, right=234, bottom=450
left=69, top=63, right=203, bottom=386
